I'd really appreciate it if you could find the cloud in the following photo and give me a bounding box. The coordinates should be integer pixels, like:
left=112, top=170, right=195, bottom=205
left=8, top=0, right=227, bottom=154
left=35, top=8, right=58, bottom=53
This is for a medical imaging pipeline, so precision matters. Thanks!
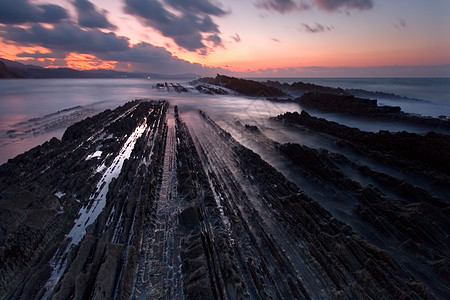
left=165, top=0, right=227, bottom=16
left=123, top=0, right=227, bottom=53
left=16, top=50, right=65, bottom=59
left=393, top=18, right=406, bottom=29
left=302, top=23, right=334, bottom=33
left=255, top=0, right=372, bottom=13
left=4, top=23, right=129, bottom=53
left=231, top=33, right=241, bottom=43
left=100, top=42, right=198, bottom=72
left=12, top=49, right=67, bottom=67
left=99, top=42, right=229, bottom=75
left=255, top=0, right=303, bottom=14
left=206, top=34, right=223, bottom=47
left=1, top=21, right=228, bottom=75
left=271, top=38, right=281, bottom=42
left=73, top=0, right=116, bottom=30
left=314, top=0, right=373, bottom=12
left=0, top=0, right=68, bottom=24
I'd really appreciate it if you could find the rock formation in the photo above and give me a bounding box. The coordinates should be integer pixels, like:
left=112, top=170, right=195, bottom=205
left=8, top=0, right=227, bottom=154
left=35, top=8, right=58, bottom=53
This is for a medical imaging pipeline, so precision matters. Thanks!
left=191, top=75, right=286, bottom=97
left=296, top=92, right=450, bottom=130
left=0, top=100, right=446, bottom=299
left=274, top=110, right=450, bottom=298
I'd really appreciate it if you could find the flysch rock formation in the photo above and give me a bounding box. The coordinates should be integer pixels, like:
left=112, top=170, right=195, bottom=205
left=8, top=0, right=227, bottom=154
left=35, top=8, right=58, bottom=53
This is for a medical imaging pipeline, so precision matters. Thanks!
left=0, top=100, right=445, bottom=299
left=274, top=110, right=449, bottom=298
left=0, top=100, right=168, bottom=299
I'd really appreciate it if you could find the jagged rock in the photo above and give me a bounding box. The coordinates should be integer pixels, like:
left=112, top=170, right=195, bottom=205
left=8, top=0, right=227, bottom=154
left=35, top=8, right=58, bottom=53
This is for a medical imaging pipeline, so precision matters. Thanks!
left=276, top=110, right=450, bottom=177
left=298, top=91, right=401, bottom=115
left=264, top=79, right=347, bottom=96
left=274, top=109, right=449, bottom=298
left=0, top=100, right=168, bottom=299
left=194, top=84, right=228, bottom=95
left=191, top=74, right=286, bottom=97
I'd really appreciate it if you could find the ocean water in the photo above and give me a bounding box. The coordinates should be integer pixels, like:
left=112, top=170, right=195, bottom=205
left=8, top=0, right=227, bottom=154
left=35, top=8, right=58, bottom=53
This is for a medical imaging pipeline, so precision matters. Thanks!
left=254, top=77, right=450, bottom=104
left=0, top=78, right=448, bottom=164
left=253, top=77, right=450, bottom=116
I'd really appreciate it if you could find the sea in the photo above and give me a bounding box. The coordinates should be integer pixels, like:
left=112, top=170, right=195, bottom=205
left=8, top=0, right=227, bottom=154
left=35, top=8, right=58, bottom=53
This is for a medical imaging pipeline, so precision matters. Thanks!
left=0, top=77, right=449, bottom=164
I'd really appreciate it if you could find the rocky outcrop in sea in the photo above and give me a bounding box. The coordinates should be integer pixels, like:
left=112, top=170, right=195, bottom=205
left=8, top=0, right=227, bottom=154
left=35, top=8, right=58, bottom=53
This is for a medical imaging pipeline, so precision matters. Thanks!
left=296, top=92, right=450, bottom=130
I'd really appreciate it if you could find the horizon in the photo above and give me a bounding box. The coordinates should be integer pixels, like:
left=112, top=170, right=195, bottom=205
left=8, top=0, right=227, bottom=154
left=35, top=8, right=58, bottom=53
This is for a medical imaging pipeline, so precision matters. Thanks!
left=2, top=57, right=450, bottom=79
left=1, top=0, right=449, bottom=77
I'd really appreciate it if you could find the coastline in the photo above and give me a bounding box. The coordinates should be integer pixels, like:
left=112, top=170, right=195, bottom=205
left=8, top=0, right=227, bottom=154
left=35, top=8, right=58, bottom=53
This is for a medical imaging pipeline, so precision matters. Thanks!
left=1, top=99, right=448, bottom=298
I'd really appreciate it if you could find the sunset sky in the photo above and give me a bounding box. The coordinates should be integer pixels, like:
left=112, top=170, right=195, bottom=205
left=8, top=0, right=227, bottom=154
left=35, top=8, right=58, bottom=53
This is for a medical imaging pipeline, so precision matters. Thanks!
left=0, top=0, right=449, bottom=76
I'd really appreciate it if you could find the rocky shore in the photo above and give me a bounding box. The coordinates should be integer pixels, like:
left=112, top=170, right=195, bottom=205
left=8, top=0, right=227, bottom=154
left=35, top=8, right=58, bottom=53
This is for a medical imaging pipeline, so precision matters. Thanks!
left=274, top=110, right=449, bottom=298
left=0, top=100, right=168, bottom=299
left=0, top=98, right=448, bottom=299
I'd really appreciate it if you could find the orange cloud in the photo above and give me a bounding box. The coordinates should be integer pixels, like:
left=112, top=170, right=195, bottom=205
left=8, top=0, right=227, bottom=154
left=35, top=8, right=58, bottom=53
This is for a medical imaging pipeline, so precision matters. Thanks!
left=65, top=52, right=117, bottom=70
left=0, top=41, right=51, bottom=61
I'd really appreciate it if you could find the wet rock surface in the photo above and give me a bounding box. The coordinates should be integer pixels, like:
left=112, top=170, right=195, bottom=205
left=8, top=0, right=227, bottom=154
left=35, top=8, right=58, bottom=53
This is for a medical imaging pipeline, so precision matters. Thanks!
left=275, top=110, right=450, bottom=298
left=0, top=99, right=447, bottom=299
left=0, top=100, right=168, bottom=299
left=198, top=110, right=439, bottom=299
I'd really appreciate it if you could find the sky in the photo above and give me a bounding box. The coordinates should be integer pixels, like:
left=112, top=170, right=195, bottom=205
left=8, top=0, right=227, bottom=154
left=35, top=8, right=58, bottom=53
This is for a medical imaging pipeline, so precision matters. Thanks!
left=0, top=0, right=449, bottom=77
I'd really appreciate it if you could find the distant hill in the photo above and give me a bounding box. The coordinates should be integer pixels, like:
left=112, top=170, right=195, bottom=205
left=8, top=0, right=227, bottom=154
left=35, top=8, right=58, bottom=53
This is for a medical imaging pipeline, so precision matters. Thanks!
left=0, top=61, right=22, bottom=78
left=0, top=58, right=198, bottom=79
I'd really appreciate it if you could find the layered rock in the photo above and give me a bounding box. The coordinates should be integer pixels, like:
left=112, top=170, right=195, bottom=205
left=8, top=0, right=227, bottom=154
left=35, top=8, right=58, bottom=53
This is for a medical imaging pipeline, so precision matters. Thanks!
left=0, top=100, right=168, bottom=299
left=298, top=91, right=400, bottom=115
left=263, top=79, right=347, bottom=96
left=191, top=75, right=286, bottom=97
left=297, top=92, right=450, bottom=129
left=274, top=110, right=450, bottom=298
left=276, top=111, right=450, bottom=180
left=194, top=84, right=229, bottom=95
left=0, top=101, right=444, bottom=299
left=194, top=110, right=437, bottom=299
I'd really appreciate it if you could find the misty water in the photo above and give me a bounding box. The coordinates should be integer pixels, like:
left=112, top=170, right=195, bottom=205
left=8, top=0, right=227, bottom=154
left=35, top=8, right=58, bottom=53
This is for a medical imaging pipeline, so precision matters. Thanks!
left=1, top=78, right=449, bottom=165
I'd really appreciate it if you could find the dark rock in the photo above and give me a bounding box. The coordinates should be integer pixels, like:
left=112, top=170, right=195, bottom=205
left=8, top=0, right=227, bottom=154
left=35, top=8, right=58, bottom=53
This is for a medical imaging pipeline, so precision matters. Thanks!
left=264, top=79, right=347, bottom=96
left=191, top=74, right=286, bottom=97
left=275, top=110, right=450, bottom=176
left=179, top=206, right=200, bottom=229
left=296, top=91, right=450, bottom=129
left=194, top=84, right=228, bottom=95
left=244, top=124, right=260, bottom=133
